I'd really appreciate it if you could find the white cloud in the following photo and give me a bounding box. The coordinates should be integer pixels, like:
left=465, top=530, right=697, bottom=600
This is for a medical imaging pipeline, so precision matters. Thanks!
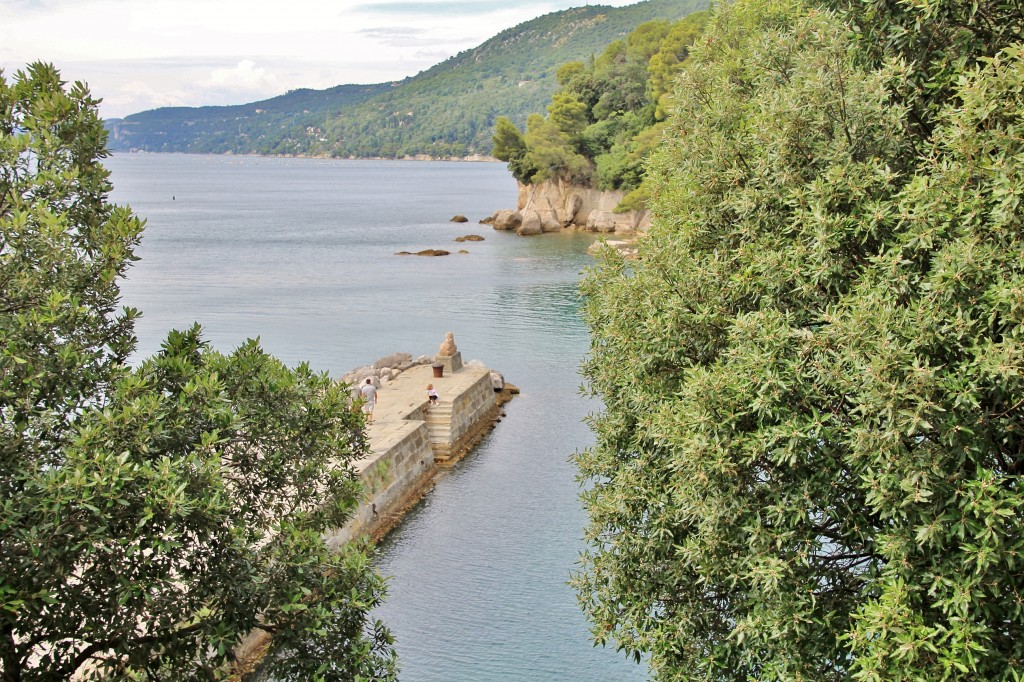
left=415, top=48, right=455, bottom=61
left=111, top=80, right=191, bottom=114
left=204, top=60, right=278, bottom=94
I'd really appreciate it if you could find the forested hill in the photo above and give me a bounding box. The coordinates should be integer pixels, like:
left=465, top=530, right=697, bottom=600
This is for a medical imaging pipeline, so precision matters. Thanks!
left=104, top=0, right=709, bottom=157
left=105, top=84, right=392, bottom=156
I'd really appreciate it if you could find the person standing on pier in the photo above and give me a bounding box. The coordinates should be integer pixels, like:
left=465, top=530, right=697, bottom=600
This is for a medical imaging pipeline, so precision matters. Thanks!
left=361, top=378, right=378, bottom=423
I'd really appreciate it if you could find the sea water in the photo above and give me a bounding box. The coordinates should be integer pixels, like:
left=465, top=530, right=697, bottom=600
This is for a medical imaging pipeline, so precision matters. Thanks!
left=106, top=153, right=644, bottom=681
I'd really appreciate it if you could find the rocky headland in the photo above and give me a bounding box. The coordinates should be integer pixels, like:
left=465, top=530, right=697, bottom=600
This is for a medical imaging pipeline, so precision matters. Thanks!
left=487, top=178, right=650, bottom=237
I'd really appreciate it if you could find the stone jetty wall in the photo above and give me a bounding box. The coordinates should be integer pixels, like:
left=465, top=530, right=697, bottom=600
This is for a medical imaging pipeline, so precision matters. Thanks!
left=325, top=420, right=435, bottom=549
left=447, top=370, right=501, bottom=459
left=235, top=345, right=510, bottom=673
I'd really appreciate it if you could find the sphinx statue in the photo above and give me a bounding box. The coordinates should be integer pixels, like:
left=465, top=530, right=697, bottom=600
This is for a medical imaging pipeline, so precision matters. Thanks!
left=439, top=331, right=458, bottom=356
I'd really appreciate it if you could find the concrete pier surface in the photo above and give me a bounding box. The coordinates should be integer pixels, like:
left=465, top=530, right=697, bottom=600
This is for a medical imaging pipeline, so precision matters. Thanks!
left=360, top=360, right=498, bottom=465
left=328, top=359, right=506, bottom=548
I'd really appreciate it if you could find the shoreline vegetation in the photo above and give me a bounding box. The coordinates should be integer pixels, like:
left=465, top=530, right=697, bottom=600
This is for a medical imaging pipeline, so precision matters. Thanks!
left=113, top=149, right=502, bottom=163
left=576, top=0, right=1024, bottom=677
left=3, top=64, right=399, bottom=680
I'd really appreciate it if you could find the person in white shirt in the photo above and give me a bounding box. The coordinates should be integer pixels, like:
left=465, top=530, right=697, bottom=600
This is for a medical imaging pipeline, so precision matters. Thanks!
left=360, top=378, right=378, bottom=422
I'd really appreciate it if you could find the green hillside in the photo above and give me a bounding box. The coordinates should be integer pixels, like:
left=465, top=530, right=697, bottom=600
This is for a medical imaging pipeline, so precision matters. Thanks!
left=494, top=10, right=710, bottom=210
left=105, top=0, right=709, bottom=157
left=106, top=84, right=392, bottom=155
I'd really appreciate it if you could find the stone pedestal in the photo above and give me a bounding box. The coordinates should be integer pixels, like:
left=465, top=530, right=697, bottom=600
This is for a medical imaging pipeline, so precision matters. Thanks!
left=435, top=351, right=463, bottom=374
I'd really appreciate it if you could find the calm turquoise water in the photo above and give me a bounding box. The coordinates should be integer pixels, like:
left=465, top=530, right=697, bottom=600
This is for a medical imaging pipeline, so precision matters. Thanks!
left=106, top=154, right=644, bottom=681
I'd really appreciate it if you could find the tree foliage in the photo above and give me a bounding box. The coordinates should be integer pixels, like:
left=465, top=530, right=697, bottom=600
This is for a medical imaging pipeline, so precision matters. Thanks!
left=828, top=0, right=1024, bottom=144
left=523, top=113, right=592, bottom=184
left=0, top=63, right=396, bottom=681
left=496, top=9, right=709, bottom=202
left=577, top=0, right=1024, bottom=678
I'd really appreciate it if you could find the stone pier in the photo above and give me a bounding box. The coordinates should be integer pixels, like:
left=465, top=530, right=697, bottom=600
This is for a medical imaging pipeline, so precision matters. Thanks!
left=235, top=354, right=508, bottom=673
left=325, top=361, right=501, bottom=547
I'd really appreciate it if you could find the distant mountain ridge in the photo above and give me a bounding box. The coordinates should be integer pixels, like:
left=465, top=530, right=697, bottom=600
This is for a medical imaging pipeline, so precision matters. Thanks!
left=106, top=0, right=709, bottom=158
left=105, top=84, right=392, bottom=155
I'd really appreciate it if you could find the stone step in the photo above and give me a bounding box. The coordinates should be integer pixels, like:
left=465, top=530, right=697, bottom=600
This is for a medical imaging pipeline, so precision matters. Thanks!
left=425, top=413, right=454, bottom=425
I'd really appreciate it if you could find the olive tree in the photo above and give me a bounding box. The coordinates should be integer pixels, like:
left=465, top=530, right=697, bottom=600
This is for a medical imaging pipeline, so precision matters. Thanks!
left=0, top=63, right=395, bottom=681
left=837, top=42, right=1024, bottom=681
left=576, top=0, right=1024, bottom=678
left=828, top=0, right=1024, bottom=144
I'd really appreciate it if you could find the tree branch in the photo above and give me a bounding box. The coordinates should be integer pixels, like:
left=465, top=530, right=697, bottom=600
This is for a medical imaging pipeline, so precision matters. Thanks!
left=59, top=620, right=209, bottom=680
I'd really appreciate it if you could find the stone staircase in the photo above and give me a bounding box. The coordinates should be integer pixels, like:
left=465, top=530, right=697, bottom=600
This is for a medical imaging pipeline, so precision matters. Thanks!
left=423, top=402, right=453, bottom=460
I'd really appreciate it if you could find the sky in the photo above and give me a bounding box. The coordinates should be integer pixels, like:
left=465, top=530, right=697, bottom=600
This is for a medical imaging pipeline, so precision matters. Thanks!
left=1, top=0, right=639, bottom=119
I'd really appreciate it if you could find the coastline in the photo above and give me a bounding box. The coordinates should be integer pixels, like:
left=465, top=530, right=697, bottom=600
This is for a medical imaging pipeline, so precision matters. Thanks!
left=113, top=149, right=501, bottom=163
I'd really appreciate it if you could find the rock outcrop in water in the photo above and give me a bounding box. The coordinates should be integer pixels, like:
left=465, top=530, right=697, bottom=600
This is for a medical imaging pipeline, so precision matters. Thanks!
left=395, top=249, right=451, bottom=256
left=491, top=210, right=522, bottom=231
left=489, top=178, right=650, bottom=237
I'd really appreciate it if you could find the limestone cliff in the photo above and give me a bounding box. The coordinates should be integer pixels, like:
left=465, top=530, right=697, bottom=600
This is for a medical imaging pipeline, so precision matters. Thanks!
left=491, top=179, right=650, bottom=236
